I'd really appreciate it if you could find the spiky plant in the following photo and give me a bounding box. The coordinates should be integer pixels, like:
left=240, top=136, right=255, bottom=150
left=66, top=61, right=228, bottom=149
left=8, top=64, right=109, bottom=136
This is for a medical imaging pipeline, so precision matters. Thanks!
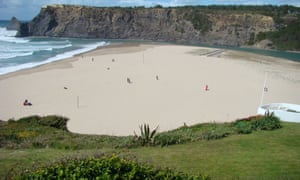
left=251, top=111, right=281, bottom=130
left=134, top=124, right=158, bottom=146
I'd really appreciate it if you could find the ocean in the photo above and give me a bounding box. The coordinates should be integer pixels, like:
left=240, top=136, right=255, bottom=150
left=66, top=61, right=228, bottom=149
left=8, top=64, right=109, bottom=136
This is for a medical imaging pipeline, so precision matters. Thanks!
left=0, top=20, right=299, bottom=75
left=0, top=20, right=109, bottom=75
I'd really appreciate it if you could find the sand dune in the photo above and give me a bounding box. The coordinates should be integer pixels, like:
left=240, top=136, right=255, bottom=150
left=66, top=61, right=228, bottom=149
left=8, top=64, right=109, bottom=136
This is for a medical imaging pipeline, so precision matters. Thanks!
left=1, top=43, right=300, bottom=135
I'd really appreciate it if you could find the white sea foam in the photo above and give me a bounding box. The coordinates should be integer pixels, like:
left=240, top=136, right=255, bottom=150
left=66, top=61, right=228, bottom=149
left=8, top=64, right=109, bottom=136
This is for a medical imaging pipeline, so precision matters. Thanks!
left=0, top=27, right=29, bottom=43
left=44, top=41, right=108, bottom=63
left=0, top=39, right=73, bottom=60
left=0, top=41, right=109, bottom=75
left=0, top=27, right=17, bottom=37
left=0, top=51, right=33, bottom=59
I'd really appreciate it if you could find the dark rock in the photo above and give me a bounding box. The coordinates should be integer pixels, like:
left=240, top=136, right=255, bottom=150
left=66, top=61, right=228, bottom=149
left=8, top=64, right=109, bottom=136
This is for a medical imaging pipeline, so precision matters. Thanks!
left=17, top=23, right=29, bottom=37
left=6, top=16, right=21, bottom=31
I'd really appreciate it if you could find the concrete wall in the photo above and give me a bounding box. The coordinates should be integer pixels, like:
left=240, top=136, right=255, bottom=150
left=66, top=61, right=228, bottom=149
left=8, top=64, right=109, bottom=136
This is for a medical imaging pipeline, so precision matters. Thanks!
left=257, top=103, right=300, bottom=123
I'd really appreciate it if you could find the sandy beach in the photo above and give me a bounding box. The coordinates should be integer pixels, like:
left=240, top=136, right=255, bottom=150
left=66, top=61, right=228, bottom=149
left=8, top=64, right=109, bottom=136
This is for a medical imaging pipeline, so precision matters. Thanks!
left=1, top=43, right=300, bottom=135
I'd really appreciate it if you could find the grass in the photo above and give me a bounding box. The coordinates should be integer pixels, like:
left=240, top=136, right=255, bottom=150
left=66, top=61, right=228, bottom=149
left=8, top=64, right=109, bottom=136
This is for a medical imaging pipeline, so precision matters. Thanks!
left=0, top=149, right=113, bottom=178
left=0, top=116, right=299, bottom=179
left=0, top=116, right=133, bottom=149
left=126, top=123, right=300, bottom=179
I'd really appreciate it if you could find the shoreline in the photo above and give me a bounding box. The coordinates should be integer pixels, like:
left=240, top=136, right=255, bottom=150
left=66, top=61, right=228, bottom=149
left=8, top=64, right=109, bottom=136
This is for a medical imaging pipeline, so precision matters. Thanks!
left=1, top=43, right=300, bottom=135
left=0, top=42, right=160, bottom=80
left=1, top=40, right=300, bottom=80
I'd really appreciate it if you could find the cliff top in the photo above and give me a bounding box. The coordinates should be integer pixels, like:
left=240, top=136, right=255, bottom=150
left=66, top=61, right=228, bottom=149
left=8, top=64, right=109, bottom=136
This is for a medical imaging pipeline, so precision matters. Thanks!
left=17, top=4, right=300, bottom=51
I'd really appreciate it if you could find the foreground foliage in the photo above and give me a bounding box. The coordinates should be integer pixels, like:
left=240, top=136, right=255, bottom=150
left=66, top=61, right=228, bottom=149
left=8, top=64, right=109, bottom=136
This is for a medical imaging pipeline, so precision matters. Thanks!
left=0, top=116, right=132, bottom=149
left=0, top=114, right=298, bottom=179
left=127, top=122, right=300, bottom=179
left=234, top=112, right=281, bottom=134
left=0, top=112, right=282, bottom=150
left=19, top=155, right=209, bottom=179
left=134, top=124, right=158, bottom=146
left=138, top=112, right=281, bottom=147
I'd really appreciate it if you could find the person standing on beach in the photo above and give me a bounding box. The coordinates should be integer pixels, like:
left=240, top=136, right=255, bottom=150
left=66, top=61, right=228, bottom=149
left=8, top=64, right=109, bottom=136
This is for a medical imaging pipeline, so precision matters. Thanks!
left=205, top=85, right=209, bottom=91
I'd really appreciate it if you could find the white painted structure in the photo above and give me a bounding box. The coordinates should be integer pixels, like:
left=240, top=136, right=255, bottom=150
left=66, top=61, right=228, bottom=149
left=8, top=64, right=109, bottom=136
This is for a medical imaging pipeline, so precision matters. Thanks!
left=257, top=103, right=300, bottom=123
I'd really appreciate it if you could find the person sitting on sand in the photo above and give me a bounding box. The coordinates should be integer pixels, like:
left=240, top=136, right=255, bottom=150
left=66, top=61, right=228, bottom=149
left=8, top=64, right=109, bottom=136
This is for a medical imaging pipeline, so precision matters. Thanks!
left=23, top=99, right=32, bottom=106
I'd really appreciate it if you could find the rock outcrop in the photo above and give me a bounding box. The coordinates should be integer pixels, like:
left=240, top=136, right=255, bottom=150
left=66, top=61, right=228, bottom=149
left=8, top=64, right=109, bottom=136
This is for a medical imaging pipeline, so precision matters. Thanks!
left=17, top=5, right=276, bottom=46
left=7, top=17, right=21, bottom=31
left=254, top=39, right=275, bottom=49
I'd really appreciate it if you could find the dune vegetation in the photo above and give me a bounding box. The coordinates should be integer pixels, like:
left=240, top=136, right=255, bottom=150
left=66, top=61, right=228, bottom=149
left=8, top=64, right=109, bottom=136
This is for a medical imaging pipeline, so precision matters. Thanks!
left=0, top=114, right=299, bottom=179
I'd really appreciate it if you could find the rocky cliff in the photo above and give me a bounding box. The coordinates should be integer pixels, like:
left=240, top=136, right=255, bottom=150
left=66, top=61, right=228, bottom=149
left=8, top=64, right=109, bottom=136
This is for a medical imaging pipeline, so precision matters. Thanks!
left=17, top=5, right=276, bottom=46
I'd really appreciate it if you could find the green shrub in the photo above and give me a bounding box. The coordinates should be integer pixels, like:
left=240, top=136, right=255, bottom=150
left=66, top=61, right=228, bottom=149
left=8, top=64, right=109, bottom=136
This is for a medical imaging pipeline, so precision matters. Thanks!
left=251, top=112, right=281, bottom=130
left=0, top=134, right=21, bottom=148
left=152, top=125, right=196, bottom=146
left=154, top=133, right=185, bottom=147
left=201, top=129, right=230, bottom=140
left=37, top=115, right=69, bottom=131
left=31, top=138, right=48, bottom=148
left=16, top=115, right=69, bottom=131
left=233, top=120, right=252, bottom=134
left=19, top=155, right=209, bottom=179
left=233, top=112, right=281, bottom=134
left=7, top=119, right=16, bottom=124
left=152, top=123, right=232, bottom=146
left=18, top=115, right=41, bottom=124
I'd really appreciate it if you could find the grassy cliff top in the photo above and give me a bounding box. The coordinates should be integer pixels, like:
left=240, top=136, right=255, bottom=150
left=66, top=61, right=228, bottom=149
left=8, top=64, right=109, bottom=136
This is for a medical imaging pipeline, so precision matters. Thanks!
left=1, top=115, right=300, bottom=179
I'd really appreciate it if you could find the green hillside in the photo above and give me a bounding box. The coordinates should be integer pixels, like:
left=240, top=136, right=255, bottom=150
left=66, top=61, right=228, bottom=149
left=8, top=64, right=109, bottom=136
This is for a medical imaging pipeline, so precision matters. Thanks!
left=1, top=115, right=299, bottom=179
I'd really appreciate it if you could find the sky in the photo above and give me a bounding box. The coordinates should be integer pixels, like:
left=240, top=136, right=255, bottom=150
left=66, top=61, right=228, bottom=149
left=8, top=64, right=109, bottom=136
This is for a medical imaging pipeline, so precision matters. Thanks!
left=1, top=0, right=300, bottom=20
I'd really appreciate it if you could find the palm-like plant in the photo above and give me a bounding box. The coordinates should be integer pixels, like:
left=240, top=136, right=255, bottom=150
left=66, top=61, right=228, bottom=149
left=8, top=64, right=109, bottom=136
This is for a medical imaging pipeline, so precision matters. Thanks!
left=134, top=124, right=158, bottom=146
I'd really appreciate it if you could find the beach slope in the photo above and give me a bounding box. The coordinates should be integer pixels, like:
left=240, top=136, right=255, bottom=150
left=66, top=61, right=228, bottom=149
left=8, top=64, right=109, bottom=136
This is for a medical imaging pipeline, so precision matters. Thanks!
left=1, top=44, right=299, bottom=135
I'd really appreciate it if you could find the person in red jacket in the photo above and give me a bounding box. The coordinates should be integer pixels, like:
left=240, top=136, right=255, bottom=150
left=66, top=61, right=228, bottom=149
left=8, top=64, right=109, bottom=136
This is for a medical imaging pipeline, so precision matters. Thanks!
left=205, top=85, right=209, bottom=91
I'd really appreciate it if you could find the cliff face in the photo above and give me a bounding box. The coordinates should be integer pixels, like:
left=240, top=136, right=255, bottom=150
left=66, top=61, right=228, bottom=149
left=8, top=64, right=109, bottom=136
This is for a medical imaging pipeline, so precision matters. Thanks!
left=18, top=5, right=276, bottom=46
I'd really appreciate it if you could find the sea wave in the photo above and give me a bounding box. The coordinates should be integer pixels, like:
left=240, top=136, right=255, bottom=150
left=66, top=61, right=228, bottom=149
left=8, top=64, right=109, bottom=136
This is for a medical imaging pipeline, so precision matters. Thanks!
left=0, top=51, right=33, bottom=59
left=44, top=41, right=108, bottom=62
left=0, top=41, right=73, bottom=60
left=0, top=41, right=109, bottom=75
left=0, top=27, right=29, bottom=43
left=31, top=39, right=72, bottom=45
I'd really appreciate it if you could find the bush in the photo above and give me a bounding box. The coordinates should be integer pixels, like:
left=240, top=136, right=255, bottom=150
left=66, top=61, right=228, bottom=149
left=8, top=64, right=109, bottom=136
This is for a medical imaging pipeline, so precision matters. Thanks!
left=152, top=123, right=232, bottom=146
left=37, top=115, right=69, bottom=131
left=0, top=115, right=72, bottom=149
left=152, top=125, right=196, bottom=146
left=233, top=112, right=281, bottom=134
left=18, top=115, right=41, bottom=124
left=233, top=120, right=252, bottom=134
left=201, top=129, right=230, bottom=140
left=19, top=155, right=209, bottom=179
left=17, top=115, right=69, bottom=131
left=251, top=112, right=281, bottom=130
left=154, top=133, right=185, bottom=147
